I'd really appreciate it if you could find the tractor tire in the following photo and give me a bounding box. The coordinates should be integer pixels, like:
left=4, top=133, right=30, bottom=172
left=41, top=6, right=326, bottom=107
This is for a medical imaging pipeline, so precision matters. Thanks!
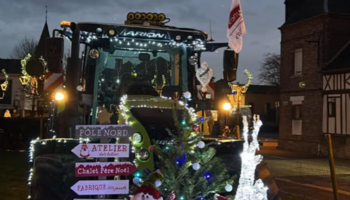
left=29, top=139, right=88, bottom=200
left=30, top=154, right=82, bottom=200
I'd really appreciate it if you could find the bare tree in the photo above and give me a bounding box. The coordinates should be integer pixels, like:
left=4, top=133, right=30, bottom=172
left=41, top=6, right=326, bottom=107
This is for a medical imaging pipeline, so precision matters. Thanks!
left=11, top=37, right=38, bottom=59
left=258, top=53, right=280, bottom=85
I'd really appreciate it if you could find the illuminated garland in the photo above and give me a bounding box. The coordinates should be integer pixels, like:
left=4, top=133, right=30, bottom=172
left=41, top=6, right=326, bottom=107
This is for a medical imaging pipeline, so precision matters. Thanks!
left=20, top=54, right=32, bottom=86
left=78, top=32, right=206, bottom=51
left=39, top=56, right=48, bottom=80
left=0, top=69, right=9, bottom=92
left=119, top=95, right=197, bottom=171
left=229, top=69, right=252, bottom=94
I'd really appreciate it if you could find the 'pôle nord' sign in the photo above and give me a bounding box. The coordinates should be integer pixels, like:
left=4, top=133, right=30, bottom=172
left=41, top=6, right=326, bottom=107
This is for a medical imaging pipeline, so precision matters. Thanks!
left=71, top=180, right=129, bottom=195
left=75, top=124, right=136, bottom=139
left=75, top=162, right=136, bottom=177
left=71, top=143, right=129, bottom=158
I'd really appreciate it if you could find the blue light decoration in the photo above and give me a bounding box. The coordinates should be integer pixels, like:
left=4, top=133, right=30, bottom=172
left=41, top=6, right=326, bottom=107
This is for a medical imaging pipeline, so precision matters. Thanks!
left=204, top=172, right=212, bottom=180
left=199, top=117, right=205, bottom=122
left=230, top=91, right=237, bottom=95
left=134, top=171, right=142, bottom=177
left=175, top=153, right=186, bottom=167
left=181, top=119, right=186, bottom=126
left=196, top=196, right=204, bottom=200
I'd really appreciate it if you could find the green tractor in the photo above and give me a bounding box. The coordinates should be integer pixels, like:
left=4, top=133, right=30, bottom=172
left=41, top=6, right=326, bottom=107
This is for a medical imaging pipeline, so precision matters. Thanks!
left=28, top=12, right=278, bottom=200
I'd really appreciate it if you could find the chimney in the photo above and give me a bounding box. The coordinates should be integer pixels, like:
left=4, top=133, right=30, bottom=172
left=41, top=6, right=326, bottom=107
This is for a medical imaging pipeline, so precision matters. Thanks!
left=285, top=0, right=307, bottom=21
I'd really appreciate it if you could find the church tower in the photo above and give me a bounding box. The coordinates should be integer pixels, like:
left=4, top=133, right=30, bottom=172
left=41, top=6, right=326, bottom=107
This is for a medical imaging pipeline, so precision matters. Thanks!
left=35, top=6, right=50, bottom=60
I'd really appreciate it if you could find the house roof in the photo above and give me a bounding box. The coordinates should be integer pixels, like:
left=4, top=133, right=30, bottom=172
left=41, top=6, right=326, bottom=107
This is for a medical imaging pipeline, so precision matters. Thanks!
left=323, top=40, right=350, bottom=73
left=283, top=0, right=350, bottom=26
left=0, top=59, right=22, bottom=74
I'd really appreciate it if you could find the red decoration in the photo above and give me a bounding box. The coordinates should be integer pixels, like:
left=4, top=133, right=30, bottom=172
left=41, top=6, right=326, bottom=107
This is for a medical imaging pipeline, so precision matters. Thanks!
left=192, top=125, right=199, bottom=132
left=136, top=185, right=161, bottom=199
left=216, top=196, right=231, bottom=200
left=149, top=145, right=155, bottom=152
left=167, top=192, right=176, bottom=200
left=75, top=162, right=136, bottom=177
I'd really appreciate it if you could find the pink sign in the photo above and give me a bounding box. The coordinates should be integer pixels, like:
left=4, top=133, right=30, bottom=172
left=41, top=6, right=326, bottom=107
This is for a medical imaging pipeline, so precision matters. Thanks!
left=75, top=162, right=137, bottom=177
left=71, top=143, right=129, bottom=158
left=71, top=180, right=129, bottom=195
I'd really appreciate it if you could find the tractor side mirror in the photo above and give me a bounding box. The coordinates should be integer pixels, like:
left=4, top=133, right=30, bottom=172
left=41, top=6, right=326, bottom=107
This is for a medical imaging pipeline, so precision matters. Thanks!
left=223, top=49, right=239, bottom=82
left=46, top=37, right=64, bottom=73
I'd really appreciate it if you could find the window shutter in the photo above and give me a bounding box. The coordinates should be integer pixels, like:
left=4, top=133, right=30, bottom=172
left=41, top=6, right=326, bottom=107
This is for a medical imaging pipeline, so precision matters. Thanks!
left=294, top=48, right=303, bottom=75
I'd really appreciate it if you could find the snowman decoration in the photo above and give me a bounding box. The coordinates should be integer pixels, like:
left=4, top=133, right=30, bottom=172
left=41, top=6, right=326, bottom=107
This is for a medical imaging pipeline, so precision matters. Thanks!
left=80, top=143, right=90, bottom=158
left=130, top=170, right=164, bottom=200
left=196, top=61, right=213, bottom=92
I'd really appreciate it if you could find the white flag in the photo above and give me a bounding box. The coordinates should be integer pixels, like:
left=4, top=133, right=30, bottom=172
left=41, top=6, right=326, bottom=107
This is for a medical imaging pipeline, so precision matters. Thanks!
left=227, top=0, right=246, bottom=53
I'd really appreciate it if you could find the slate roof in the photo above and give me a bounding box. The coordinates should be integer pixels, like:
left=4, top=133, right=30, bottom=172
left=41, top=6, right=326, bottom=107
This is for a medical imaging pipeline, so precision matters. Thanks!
left=284, top=0, right=350, bottom=26
left=35, top=21, right=50, bottom=59
left=0, top=59, right=21, bottom=74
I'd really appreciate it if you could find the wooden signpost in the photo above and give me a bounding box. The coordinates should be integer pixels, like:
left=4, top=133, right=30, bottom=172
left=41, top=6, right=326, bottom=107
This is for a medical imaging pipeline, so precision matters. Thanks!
left=75, top=162, right=137, bottom=177
left=71, top=124, right=137, bottom=199
left=71, top=143, right=130, bottom=158
left=75, top=124, right=136, bottom=139
left=71, top=180, right=129, bottom=195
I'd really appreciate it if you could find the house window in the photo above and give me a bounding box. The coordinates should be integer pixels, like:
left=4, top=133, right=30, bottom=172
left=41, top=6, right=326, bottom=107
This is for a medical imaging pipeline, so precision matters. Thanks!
left=292, top=104, right=302, bottom=120
left=328, top=98, right=336, bottom=117
left=294, top=48, right=303, bottom=76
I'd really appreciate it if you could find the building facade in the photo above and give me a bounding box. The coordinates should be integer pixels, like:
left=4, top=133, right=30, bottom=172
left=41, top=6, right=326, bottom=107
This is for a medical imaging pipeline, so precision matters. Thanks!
left=279, top=0, right=350, bottom=157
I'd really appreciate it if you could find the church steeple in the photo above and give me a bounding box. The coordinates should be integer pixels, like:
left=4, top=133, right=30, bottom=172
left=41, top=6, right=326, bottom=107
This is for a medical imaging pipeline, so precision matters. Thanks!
left=35, top=6, right=50, bottom=59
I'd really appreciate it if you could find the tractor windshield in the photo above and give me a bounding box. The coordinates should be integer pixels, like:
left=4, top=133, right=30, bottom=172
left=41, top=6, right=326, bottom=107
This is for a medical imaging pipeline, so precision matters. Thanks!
left=83, top=37, right=188, bottom=123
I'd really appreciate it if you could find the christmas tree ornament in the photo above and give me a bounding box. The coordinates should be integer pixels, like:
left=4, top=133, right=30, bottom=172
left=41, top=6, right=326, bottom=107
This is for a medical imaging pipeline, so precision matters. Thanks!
left=197, top=141, right=205, bottom=149
left=225, top=183, right=233, bottom=192
left=196, top=61, right=213, bottom=92
left=167, top=192, right=176, bottom=200
left=149, top=145, right=155, bottom=152
left=192, top=125, right=199, bottom=132
left=183, top=91, right=192, bottom=99
left=192, top=162, right=200, bottom=170
left=133, top=177, right=141, bottom=185
left=155, top=180, right=162, bottom=187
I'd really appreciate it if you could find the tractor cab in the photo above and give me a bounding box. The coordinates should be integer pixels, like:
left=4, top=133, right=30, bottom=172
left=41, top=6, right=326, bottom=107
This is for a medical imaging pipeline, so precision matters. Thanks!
left=47, top=12, right=238, bottom=138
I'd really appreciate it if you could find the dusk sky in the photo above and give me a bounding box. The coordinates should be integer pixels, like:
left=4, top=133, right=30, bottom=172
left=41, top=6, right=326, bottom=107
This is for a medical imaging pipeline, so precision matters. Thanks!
left=0, top=0, right=284, bottom=84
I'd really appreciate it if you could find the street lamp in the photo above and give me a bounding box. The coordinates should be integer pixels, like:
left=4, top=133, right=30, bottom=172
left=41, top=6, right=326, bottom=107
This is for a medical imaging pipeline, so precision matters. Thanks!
left=222, top=102, right=232, bottom=111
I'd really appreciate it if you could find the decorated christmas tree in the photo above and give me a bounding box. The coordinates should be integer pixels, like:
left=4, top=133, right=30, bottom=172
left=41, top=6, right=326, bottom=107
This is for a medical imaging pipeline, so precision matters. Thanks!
left=152, top=109, right=237, bottom=200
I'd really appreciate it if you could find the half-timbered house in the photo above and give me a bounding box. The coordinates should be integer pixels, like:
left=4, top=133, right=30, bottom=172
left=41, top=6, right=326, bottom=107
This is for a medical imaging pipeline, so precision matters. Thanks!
left=279, top=0, right=350, bottom=158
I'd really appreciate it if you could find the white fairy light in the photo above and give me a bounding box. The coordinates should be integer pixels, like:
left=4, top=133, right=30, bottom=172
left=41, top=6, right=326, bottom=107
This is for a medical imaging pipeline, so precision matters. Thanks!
left=234, top=115, right=268, bottom=200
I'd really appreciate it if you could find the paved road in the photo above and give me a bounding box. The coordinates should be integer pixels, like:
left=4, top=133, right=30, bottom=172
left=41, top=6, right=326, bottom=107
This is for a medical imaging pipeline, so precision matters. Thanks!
left=258, top=147, right=350, bottom=200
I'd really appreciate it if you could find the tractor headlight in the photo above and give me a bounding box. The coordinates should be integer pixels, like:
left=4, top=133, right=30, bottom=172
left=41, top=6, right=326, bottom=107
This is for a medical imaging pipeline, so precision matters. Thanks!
left=132, top=132, right=143, bottom=145
left=138, top=149, right=150, bottom=161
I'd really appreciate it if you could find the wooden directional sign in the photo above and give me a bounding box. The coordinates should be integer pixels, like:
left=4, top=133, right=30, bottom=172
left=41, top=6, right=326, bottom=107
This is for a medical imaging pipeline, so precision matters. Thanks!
left=75, top=162, right=137, bottom=177
left=75, top=124, right=136, bottom=139
left=71, top=143, right=129, bottom=158
left=71, top=180, right=129, bottom=195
